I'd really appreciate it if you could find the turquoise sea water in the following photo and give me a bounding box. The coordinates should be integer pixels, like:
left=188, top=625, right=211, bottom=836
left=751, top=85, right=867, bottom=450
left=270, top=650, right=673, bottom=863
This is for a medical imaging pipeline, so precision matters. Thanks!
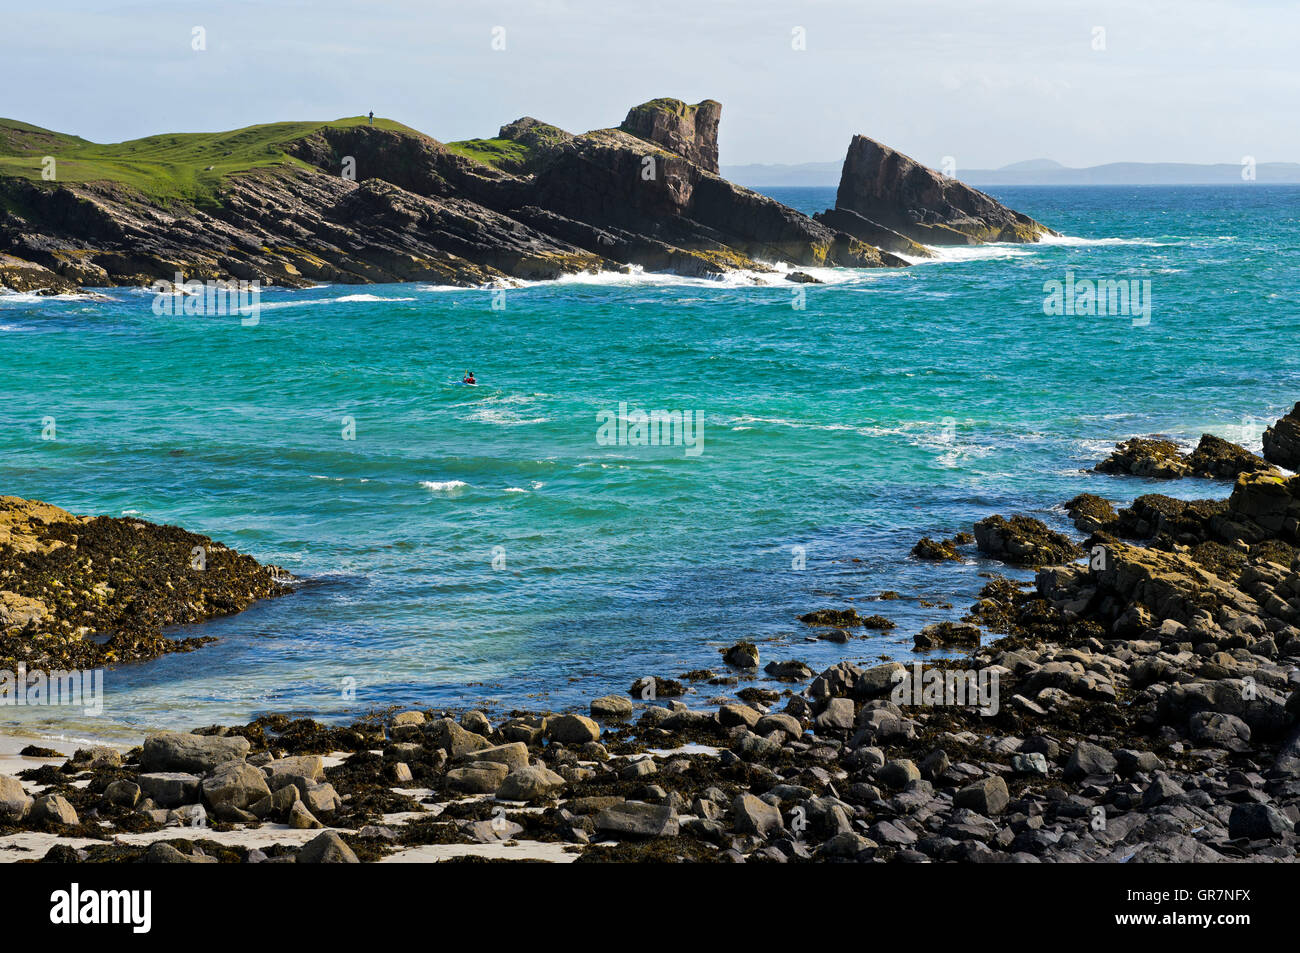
left=2, top=185, right=1298, bottom=742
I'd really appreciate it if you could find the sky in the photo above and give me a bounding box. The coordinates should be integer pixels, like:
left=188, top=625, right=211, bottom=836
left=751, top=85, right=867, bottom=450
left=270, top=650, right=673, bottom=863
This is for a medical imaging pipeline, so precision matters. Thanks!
left=2, top=0, right=1295, bottom=168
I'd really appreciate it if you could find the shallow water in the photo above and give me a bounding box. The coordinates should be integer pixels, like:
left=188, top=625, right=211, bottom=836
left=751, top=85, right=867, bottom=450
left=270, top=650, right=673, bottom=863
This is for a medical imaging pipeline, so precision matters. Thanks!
left=2, top=185, right=1298, bottom=742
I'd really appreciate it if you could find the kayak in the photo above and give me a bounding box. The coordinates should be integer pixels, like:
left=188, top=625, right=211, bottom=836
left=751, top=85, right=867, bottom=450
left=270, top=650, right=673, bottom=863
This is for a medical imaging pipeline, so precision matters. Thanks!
left=451, top=380, right=478, bottom=386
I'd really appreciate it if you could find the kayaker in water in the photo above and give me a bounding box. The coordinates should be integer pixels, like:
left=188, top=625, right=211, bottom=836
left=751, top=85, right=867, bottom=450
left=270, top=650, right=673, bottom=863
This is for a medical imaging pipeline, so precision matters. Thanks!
left=463, top=371, right=476, bottom=384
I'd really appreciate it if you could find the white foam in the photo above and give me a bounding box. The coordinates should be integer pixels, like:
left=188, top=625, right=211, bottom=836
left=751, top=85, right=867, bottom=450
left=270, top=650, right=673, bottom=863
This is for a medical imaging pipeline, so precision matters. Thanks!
left=727, top=414, right=903, bottom=438
left=898, top=243, right=1036, bottom=265
left=254, top=293, right=415, bottom=311
left=0, top=290, right=101, bottom=304
left=420, top=480, right=468, bottom=494
left=1036, top=234, right=1175, bottom=247
left=334, top=293, right=416, bottom=303
left=417, top=262, right=882, bottom=292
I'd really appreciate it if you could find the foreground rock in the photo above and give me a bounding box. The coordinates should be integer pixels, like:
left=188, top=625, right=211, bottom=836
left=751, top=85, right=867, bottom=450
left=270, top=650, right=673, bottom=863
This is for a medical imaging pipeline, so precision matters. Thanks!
left=142, top=732, right=252, bottom=773
left=0, top=496, right=291, bottom=669
left=1264, top=403, right=1300, bottom=471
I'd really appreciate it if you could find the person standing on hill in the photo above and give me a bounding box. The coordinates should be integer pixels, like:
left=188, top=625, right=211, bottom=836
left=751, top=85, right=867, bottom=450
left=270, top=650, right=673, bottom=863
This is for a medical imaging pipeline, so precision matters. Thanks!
left=368, top=111, right=374, bottom=126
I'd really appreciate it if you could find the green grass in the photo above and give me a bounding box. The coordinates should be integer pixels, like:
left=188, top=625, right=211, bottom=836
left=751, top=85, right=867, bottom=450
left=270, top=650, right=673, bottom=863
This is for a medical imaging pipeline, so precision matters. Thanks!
left=0, top=116, right=429, bottom=207
left=442, top=136, right=536, bottom=173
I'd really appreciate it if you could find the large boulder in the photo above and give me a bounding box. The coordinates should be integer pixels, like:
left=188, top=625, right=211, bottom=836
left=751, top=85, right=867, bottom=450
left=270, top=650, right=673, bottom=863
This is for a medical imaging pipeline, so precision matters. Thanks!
left=31, top=793, right=79, bottom=826
left=544, top=714, right=601, bottom=745
left=590, top=695, right=634, bottom=720
left=297, top=830, right=359, bottom=864
left=201, top=761, right=272, bottom=812
left=731, top=793, right=784, bottom=838
left=301, top=781, right=342, bottom=815
left=1218, top=471, right=1300, bottom=545
left=1263, top=402, right=1300, bottom=471
left=497, top=765, right=567, bottom=802
left=0, top=775, right=32, bottom=822
left=594, top=801, right=679, bottom=839
left=264, top=755, right=325, bottom=791
left=140, top=732, right=250, bottom=773
left=831, top=134, right=1055, bottom=245
left=138, top=772, right=202, bottom=808
left=1185, top=434, right=1274, bottom=479
left=424, top=718, right=492, bottom=757
left=1095, top=437, right=1190, bottom=479
left=453, top=742, right=529, bottom=772
left=722, top=641, right=759, bottom=669
left=973, top=514, right=1081, bottom=568
left=1064, top=742, right=1117, bottom=780
left=445, top=761, right=509, bottom=794
left=1064, top=493, right=1119, bottom=534
left=954, top=777, right=1009, bottom=815
left=1228, top=803, right=1294, bottom=840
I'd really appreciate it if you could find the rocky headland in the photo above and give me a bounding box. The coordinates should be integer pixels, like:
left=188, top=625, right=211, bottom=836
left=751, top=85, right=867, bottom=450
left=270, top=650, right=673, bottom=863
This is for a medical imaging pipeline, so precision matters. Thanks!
left=4, top=402, right=1300, bottom=864
left=0, top=99, right=1051, bottom=293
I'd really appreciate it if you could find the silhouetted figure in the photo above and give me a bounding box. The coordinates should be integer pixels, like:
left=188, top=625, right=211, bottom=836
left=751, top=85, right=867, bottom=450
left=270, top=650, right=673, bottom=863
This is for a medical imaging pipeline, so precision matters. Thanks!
left=368, top=111, right=374, bottom=126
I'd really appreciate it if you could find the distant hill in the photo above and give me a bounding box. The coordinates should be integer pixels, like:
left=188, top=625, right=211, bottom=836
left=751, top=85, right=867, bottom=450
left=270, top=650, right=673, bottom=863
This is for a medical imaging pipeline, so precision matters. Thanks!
left=723, top=158, right=1300, bottom=187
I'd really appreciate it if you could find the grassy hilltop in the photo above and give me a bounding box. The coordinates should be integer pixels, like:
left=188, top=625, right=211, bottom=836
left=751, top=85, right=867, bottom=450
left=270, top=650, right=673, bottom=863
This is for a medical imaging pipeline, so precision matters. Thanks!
left=0, top=116, right=435, bottom=206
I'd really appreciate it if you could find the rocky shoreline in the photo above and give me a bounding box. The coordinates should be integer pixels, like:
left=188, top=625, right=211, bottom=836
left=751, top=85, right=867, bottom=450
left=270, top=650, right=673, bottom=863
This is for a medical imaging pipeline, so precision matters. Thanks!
left=0, top=496, right=292, bottom=671
left=1, top=97, right=1052, bottom=294
left=3, top=404, right=1300, bottom=864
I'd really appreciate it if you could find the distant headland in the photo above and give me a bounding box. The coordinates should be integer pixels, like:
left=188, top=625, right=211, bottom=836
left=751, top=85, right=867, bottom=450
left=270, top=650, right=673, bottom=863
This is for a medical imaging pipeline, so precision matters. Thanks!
left=0, top=98, right=1053, bottom=295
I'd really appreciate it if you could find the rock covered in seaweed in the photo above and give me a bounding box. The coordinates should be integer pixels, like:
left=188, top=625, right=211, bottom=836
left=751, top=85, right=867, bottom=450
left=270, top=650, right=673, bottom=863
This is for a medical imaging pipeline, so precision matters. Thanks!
left=1094, top=437, right=1190, bottom=479
left=0, top=495, right=291, bottom=669
left=1264, top=402, right=1300, bottom=471
left=1095, top=434, right=1274, bottom=480
left=973, top=514, right=1082, bottom=567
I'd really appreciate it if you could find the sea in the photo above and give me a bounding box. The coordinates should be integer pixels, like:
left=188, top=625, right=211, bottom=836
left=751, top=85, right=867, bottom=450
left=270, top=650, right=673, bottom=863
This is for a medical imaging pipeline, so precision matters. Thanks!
left=2, top=184, right=1298, bottom=743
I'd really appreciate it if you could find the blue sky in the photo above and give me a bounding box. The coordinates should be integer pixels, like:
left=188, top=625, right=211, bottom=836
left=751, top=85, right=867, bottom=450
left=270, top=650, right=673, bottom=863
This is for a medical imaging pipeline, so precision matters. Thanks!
left=2, top=0, right=1293, bottom=168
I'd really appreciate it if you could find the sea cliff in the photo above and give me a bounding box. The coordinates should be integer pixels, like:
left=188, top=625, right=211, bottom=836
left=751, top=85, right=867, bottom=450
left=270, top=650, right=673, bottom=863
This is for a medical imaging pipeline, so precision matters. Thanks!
left=0, top=99, right=1050, bottom=293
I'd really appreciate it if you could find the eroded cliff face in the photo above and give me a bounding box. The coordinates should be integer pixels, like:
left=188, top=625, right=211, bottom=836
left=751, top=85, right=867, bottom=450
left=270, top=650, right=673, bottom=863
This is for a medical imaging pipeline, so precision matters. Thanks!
left=831, top=134, right=1057, bottom=246
left=0, top=100, right=1058, bottom=293
left=619, top=98, right=722, bottom=174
